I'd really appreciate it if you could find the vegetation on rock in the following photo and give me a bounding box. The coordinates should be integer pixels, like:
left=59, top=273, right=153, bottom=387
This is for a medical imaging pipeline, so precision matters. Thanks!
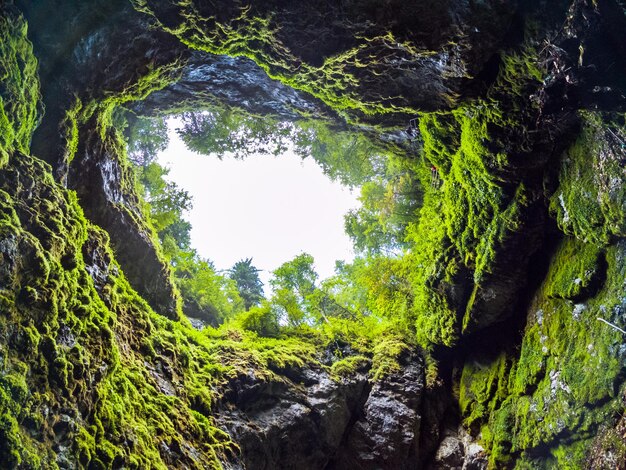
left=1, top=0, right=626, bottom=468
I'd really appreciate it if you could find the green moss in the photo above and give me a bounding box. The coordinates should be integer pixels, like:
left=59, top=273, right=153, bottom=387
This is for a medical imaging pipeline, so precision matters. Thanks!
left=0, top=370, right=43, bottom=468
left=60, top=55, right=181, bottom=165
left=60, top=98, right=83, bottom=164
left=550, top=112, right=626, bottom=245
left=411, top=104, right=528, bottom=346
left=58, top=98, right=186, bottom=320
left=371, top=336, right=410, bottom=381
left=458, top=237, right=626, bottom=467
left=409, top=187, right=462, bottom=347
left=0, top=144, right=238, bottom=466
left=544, top=237, right=604, bottom=300
left=0, top=4, right=41, bottom=159
left=330, top=355, right=371, bottom=379
left=132, top=1, right=432, bottom=119
left=460, top=353, right=512, bottom=430
left=403, top=48, right=546, bottom=348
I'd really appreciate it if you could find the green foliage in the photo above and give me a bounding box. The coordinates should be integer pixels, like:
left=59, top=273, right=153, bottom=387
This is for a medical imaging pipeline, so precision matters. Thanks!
left=173, top=250, right=244, bottom=325
left=229, top=258, right=265, bottom=310
left=127, top=130, right=246, bottom=325
left=345, top=166, right=422, bottom=254
left=270, top=253, right=319, bottom=326
left=263, top=253, right=368, bottom=328
left=221, top=252, right=414, bottom=383
left=128, top=106, right=412, bottom=332
left=292, top=119, right=388, bottom=187
left=179, top=109, right=293, bottom=159
left=320, top=260, right=369, bottom=314
left=126, top=115, right=169, bottom=166
left=136, top=161, right=193, bottom=251
left=233, top=301, right=280, bottom=337
left=178, top=106, right=389, bottom=188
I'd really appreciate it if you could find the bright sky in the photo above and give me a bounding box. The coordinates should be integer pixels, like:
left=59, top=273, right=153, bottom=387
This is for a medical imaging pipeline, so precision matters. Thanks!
left=156, top=119, right=360, bottom=290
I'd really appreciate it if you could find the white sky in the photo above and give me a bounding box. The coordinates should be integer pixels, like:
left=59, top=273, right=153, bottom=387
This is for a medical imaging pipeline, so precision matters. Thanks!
left=156, top=119, right=360, bottom=290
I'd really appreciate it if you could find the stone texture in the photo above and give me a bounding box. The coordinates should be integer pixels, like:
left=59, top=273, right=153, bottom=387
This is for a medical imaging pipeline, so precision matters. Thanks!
left=219, top=355, right=429, bottom=470
left=430, top=426, right=488, bottom=470
left=329, top=355, right=424, bottom=469
left=133, top=51, right=339, bottom=124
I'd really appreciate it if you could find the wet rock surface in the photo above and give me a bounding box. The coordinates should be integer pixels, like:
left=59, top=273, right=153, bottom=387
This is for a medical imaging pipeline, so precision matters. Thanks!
left=134, top=52, right=340, bottom=123
left=68, top=121, right=180, bottom=319
left=137, top=0, right=520, bottom=120
left=328, top=357, right=424, bottom=469
left=218, top=354, right=436, bottom=470
left=3, top=0, right=626, bottom=467
left=429, top=426, right=488, bottom=470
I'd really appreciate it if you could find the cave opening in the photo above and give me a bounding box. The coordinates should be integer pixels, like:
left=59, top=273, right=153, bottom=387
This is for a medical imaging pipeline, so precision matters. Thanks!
left=145, top=115, right=360, bottom=290
left=5, top=1, right=626, bottom=467
left=122, top=104, right=419, bottom=328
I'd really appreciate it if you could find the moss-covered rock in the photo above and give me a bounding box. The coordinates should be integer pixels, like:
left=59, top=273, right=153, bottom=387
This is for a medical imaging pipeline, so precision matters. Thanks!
left=409, top=48, right=553, bottom=347
left=550, top=112, right=626, bottom=245
left=0, top=3, right=40, bottom=163
left=132, top=0, right=518, bottom=122
left=459, top=237, right=626, bottom=468
left=3, top=0, right=626, bottom=468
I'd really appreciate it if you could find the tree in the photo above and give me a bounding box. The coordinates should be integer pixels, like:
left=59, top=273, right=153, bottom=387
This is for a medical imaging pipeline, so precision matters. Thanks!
left=177, top=106, right=389, bottom=188
left=126, top=116, right=169, bottom=166
left=270, top=253, right=318, bottom=326
left=345, top=171, right=422, bottom=255
left=321, top=255, right=413, bottom=325
left=177, top=109, right=293, bottom=159
left=172, top=250, right=244, bottom=325
left=229, top=258, right=265, bottom=310
left=236, top=301, right=280, bottom=337
left=268, top=253, right=353, bottom=326
left=320, top=260, right=369, bottom=316
left=135, top=161, right=193, bottom=258
left=292, top=120, right=386, bottom=187
left=127, top=124, right=246, bottom=325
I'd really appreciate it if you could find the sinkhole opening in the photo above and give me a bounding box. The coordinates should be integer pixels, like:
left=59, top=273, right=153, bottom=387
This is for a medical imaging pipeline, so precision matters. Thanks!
left=155, top=116, right=360, bottom=291
left=124, top=108, right=421, bottom=331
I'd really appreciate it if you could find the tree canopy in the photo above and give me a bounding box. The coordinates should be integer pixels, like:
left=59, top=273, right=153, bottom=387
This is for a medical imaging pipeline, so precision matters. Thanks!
left=229, top=258, right=265, bottom=310
left=126, top=115, right=169, bottom=166
left=127, top=118, right=246, bottom=324
left=125, top=110, right=424, bottom=341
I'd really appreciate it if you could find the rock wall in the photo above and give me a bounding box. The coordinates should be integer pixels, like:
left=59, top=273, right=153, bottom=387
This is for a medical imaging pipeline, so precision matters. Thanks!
left=220, top=353, right=428, bottom=470
left=1, top=0, right=626, bottom=468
